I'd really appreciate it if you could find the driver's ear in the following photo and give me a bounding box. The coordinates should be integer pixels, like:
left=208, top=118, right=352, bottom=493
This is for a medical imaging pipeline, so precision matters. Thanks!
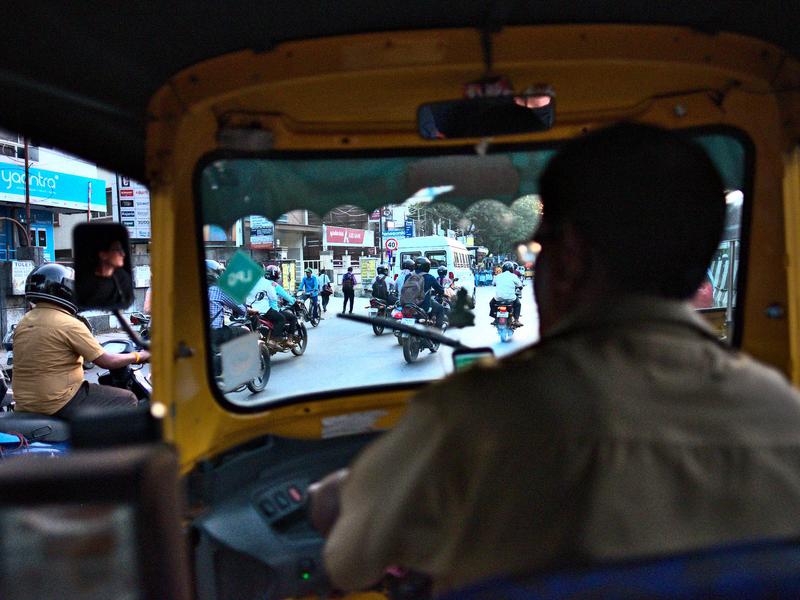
left=553, top=223, right=591, bottom=294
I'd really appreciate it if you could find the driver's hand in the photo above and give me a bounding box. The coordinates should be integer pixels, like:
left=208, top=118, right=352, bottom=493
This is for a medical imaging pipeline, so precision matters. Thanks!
left=136, top=349, right=151, bottom=363
left=308, top=468, right=349, bottom=537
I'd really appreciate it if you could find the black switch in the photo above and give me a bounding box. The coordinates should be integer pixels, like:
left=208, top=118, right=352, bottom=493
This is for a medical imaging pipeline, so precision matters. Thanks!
left=260, top=497, right=277, bottom=517
left=274, top=491, right=290, bottom=509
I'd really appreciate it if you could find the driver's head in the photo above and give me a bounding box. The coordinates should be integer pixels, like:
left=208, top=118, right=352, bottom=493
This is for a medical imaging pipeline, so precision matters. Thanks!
left=535, top=122, right=725, bottom=334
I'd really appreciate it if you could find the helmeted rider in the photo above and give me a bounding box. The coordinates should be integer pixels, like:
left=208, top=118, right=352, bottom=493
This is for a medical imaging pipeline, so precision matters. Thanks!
left=207, top=259, right=258, bottom=347
left=259, top=264, right=298, bottom=337
left=413, top=256, right=446, bottom=328
left=297, top=267, right=321, bottom=320
left=372, top=263, right=395, bottom=303
left=436, top=265, right=452, bottom=291
left=12, top=263, right=150, bottom=418
left=395, top=257, right=416, bottom=296
left=490, top=260, right=523, bottom=324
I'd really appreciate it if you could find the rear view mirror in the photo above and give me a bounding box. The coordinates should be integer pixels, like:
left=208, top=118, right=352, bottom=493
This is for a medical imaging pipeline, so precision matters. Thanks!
left=418, top=93, right=555, bottom=139
left=73, top=223, right=135, bottom=310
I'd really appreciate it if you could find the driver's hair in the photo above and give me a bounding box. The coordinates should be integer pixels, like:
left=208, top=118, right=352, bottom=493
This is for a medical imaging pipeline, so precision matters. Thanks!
left=538, top=122, right=726, bottom=299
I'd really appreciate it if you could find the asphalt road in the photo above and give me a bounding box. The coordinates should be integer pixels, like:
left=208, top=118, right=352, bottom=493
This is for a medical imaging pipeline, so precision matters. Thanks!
left=226, top=282, right=540, bottom=407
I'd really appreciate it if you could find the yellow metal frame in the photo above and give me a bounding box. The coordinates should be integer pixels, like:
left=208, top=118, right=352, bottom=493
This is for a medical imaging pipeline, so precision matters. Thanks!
left=144, top=24, right=800, bottom=471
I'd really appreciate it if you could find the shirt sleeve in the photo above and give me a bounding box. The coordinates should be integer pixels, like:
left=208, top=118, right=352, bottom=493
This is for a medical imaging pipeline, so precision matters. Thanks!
left=276, top=285, right=295, bottom=303
left=66, top=319, right=105, bottom=361
left=324, top=396, right=454, bottom=591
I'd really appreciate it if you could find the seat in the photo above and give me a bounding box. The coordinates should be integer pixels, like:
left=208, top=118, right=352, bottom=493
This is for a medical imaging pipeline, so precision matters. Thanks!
left=0, top=412, right=70, bottom=443
left=438, top=539, right=800, bottom=599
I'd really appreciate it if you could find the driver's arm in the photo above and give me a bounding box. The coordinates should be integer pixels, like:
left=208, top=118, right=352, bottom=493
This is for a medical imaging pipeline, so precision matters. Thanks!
left=93, top=349, right=150, bottom=370
left=276, top=285, right=295, bottom=304
left=321, top=393, right=454, bottom=591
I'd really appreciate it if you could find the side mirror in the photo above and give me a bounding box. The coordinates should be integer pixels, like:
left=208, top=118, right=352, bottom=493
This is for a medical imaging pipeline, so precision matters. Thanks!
left=73, top=223, right=135, bottom=311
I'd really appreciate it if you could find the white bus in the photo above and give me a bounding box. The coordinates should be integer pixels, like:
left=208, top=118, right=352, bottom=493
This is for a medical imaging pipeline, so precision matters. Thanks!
left=393, top=235, right=475, bottom=297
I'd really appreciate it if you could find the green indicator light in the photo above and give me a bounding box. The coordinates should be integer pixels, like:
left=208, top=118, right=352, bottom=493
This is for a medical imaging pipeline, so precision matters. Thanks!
left=302, top=572, right=310, bottom=580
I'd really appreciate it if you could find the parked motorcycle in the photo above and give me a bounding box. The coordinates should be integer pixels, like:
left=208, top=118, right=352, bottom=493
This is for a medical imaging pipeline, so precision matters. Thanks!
left=399, top=303, right=447, bottom=364
left=295, top=291, right=321, bottom=327
left=253, top=303, right=308, bottom=357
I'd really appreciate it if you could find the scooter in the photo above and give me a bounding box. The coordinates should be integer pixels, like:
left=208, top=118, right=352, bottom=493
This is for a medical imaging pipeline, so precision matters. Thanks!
left=399, top=303, right=447, bottom=364
left=129, top=311, right=151, bottom=341
left=495, top=302, right=516, bottom=343
left=95, top=338, right=152, bottom=401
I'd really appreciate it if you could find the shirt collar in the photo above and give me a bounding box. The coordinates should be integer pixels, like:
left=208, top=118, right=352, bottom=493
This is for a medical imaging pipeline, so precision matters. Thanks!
left=544, top=294, right=718, bottom=342
left=34, top=301, right=74, bottom=316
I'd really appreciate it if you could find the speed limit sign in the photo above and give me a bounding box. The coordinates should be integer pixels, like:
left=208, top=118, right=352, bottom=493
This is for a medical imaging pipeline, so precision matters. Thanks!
left=385, top=237, right=399, bottom=251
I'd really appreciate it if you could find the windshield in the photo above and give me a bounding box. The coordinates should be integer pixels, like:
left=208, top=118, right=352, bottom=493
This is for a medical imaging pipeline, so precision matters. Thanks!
left=198, top=132, right=748, bottom=409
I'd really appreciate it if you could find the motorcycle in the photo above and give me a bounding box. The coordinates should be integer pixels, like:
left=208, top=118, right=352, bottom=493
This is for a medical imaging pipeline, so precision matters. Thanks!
left=96, top=338, right=152, bottom=401
left=253, top=303, right=308, bottom=357
left=295, top=291, right=321, bottom=327
left=399, top=303, right=447, bottom=364
left=390, top=303, right=404, bottom=345
left=494, top=301, right=517, bottom=343
left=129, top=311, right=151, bottom=341
left=213, top=315, right=271, bottom=394
left=367, top=297, right=393, bottom=335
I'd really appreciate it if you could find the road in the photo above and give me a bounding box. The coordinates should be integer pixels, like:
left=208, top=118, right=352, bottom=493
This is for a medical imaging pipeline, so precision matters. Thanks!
left=227, top=282, right=540, bottom=407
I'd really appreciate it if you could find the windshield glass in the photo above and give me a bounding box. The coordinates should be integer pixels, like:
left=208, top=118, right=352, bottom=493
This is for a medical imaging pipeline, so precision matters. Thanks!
left=199, top=132, right=747, bottom=409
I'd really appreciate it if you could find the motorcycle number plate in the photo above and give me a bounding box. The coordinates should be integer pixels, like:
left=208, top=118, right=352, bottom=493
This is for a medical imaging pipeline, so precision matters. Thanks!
left=401, top=318, right=415, bottom=326
left=368, top=309, right=378, bottom=317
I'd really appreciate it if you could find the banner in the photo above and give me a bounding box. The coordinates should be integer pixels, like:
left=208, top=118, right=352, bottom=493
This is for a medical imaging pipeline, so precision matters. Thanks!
left=117, top=175, right=150, bottom=239
left=324, top=226, right=374, bottom=247
left=0, top=165, right=106, bottom=212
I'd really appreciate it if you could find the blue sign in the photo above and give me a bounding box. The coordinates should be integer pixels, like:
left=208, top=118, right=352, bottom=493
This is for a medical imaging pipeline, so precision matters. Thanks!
left=383, top=228, right=405, bottom=238
left=0, top=165, right=106, bottom=212
left=404, top=219, right=414, bottom=238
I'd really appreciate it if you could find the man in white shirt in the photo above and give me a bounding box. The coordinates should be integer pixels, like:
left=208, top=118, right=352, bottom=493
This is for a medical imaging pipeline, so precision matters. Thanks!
left=490, top=261, right=522, bottom=323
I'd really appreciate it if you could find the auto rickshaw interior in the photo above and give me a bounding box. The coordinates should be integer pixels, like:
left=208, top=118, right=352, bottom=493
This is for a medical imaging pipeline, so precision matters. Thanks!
left=1, top=4, right=800, bottom=600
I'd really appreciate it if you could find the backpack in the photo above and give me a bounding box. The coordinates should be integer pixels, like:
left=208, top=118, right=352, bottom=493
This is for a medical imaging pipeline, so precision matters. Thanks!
left=342, top=273, right=354, bottom=290
left=400, top=273, right=425, bottom=305
left=372, top=276, right=388, bottom=300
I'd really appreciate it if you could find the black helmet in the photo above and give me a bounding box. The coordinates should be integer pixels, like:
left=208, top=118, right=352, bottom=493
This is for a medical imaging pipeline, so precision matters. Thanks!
left=402, top=258, right=415, bottom=271
left=26, top=263, right=77, bottom=313
left=377, top=264, right=389, bottom=276
left=414, top=256, right=431, bottom=273
left=502, top=261, right=515, bottom=273
left=265, top=264, right=281, bottom=281
left=206, top=259, right=225, bottom=285
left=437, top=265, right=448, bottom=277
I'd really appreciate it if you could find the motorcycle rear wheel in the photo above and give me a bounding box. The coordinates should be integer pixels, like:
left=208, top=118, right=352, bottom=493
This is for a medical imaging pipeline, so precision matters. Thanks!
left=247, top=343, right=271, bottom=393
left=402, top=336, right=420, bottom=363
left=290, top=322, right=308, bottom=356
left=372, top=320, right=385, bottom=335
left=499, top=327, right=513, bottom=343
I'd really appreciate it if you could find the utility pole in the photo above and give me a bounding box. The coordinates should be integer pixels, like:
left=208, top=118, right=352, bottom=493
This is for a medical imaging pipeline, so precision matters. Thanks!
left=87, top=181, right=92, bottom=222
left=24, top=137, right=31, bottom=244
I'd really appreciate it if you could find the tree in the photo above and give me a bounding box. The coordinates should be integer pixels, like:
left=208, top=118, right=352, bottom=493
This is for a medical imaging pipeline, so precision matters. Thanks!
left=466, top=195, right=542, bottom=256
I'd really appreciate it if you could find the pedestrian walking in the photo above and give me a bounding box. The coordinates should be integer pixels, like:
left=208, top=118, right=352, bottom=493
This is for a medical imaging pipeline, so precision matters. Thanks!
left=319, top=270, right=333, bottom=313
left=341, top=267, right=357, bottom=314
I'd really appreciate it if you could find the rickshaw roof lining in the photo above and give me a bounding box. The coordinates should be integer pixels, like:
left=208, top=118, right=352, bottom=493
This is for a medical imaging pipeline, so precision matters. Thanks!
left=0, top=1, right=795, bottom=182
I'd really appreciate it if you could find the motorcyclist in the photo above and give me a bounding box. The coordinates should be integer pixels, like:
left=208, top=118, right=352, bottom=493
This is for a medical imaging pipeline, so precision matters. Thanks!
left=207, top=259, right=257, bottom=346
left=490, top=261, right=523, bottom=325
left=371, top=264, right=395, bottom=303
left=297, top=267, right=321, bottom=320
left=261, top=264, right=298, bottom=337
left=413, top=256, right=446, bottom=328
left=12, top=263, right=151, bottom=418
left=435, top=265, right=452, bottom=290
left=394, top=257, right=415, bottom=296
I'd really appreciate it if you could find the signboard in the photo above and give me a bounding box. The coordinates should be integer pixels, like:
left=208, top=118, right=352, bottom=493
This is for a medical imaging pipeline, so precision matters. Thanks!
left=249, top=215, right=274, bottom=249
left=368, top=209, right=381, bottom=222
left=133, top=265, right=151, bottom=288
left=324, top=226, right=375, bottom=248
left=384, top=237, right=399, bottom=252
left=404, top=219, right=414, bottom=238
left=0, top=165, right=106, bottom=212
left=117, top=175, right=151, bottom=239
left=218, top=251, right=264, bottom=304
left=382, top=228, right=404, bottom=238
left=360, top=257, right=378, bottom=284
left=10, top=260, right=35, bottom=295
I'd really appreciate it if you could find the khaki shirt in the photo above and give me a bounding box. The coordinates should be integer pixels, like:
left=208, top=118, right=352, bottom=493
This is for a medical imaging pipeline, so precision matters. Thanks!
left=324, top=297, right=800, bottom=593
left=12, top=302, right=104, bottom=414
